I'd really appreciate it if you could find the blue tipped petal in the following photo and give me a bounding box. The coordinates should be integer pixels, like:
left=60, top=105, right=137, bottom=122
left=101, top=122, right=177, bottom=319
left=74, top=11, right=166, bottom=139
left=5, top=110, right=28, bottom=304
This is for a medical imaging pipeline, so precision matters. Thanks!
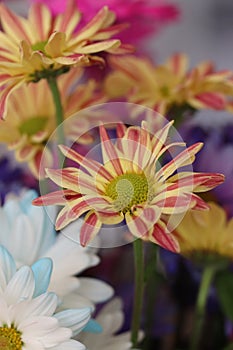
left=32, top=257, right=53, bottom=297
left=19, top=190, right=38, bottom=213
left=82, top=319, right=103, bottom=334
left=0, top=245, right=16, bottom=284
left=55, top=307, right=91, bottom=336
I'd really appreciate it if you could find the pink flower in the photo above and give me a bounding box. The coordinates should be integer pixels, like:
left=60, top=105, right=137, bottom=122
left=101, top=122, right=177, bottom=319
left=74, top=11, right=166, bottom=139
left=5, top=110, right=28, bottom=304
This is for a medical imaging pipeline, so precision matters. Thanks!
left=30, top=0, right=179, bottom=44
left=33, top=121, right=224, bottom=252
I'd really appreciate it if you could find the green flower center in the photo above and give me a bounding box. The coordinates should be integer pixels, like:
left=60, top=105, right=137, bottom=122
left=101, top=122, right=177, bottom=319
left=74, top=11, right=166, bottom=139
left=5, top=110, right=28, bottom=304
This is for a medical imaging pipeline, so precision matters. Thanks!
left=19, top=116, right=48, bottom=137
left=160, top=86, right=170, bottom=97
left=0, top=325, right=23, bottom=350
left=31, top=41, right=48, bottom=54
left=105, top=173, right=148, bottom=214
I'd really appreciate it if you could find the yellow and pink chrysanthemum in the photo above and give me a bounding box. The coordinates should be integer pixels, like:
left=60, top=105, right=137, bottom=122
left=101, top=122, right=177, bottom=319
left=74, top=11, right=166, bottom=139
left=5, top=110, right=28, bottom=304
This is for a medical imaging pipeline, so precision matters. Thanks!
left=0, top=68, right=106, bottom=178
left=0, top=0, right=132, bottom=119
left=174, top=202, right=233, bottom=264
left=104, top=54, right=233, bottom=114
left=33, top=121, right=224, bottom=252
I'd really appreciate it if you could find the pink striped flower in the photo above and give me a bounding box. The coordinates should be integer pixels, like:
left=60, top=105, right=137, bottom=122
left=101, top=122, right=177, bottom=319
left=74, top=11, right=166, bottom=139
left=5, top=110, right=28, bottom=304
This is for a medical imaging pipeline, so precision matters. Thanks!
left=104, top=54, right=233, bottom=114
left=0, top=0, right=132, bottom=119
left=0, top=68, right=106, bottom=178
left=33, top=122, right=224, bottom=252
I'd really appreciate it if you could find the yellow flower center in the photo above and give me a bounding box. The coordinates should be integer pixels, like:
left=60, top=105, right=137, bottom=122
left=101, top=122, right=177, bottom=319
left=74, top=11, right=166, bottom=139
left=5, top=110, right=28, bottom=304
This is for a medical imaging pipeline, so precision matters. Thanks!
left=106, top=173, right=148, bottom=214
left=19, top=116, right=48, bottom=137
left=31, top=41, right=48, bottom=54
left=0, top=325, right=23, bottom=350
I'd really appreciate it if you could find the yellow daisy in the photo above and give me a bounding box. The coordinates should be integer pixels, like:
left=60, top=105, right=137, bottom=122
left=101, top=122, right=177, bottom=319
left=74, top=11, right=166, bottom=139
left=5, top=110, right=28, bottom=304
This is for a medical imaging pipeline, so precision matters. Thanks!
left=174, top=202, right=233, bottom=264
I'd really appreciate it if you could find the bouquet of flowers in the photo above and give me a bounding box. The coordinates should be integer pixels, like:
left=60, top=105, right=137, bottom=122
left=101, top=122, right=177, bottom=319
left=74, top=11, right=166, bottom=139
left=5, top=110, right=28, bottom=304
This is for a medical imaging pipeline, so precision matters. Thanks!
left=0, top=1, right=232, bottom=349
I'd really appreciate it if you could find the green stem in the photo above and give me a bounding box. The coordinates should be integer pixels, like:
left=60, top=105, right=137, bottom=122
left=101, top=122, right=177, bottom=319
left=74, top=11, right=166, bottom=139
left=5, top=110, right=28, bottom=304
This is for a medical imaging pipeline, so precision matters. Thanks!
left=131, top=239, right=144, bottom=348
left=189, top=265, right=216, bottom=350
left=47, top=76, right=65, bottom=167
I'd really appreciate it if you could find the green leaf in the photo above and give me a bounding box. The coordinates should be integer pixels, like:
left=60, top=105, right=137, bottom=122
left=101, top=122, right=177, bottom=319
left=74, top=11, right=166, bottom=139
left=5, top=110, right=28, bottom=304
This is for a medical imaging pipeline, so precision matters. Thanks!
left=215, top=270, right=233, bottom=321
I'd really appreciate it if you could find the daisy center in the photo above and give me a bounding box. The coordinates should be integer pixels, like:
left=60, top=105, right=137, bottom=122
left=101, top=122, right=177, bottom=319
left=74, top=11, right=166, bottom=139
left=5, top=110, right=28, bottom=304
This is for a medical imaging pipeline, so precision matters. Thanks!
left=106, top=173, right=148, bottom=213
left=19, top=116, right=48, bottom=137
left=0, top=325, right=23, bottom=350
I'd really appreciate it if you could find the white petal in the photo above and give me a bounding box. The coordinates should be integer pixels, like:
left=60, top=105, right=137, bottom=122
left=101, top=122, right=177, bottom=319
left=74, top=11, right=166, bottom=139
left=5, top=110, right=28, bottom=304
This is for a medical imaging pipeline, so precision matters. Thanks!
left=0, top=208, right=11, bottom=247
left=49, top=276, right=80, bottom=297
left=38, top=205, right=57, bottom=255
left=5, top=266, right=35, bottom=304
left=60, top=293, right=94, bottom=310
left=3, top=198, right=22, bottom=222
left=55, top=308, right=91, bottom=336
left=50, top=339, right=86, bottom=350
left=45, top=234, right=98, bottom=280
left=21, top=316, right=71, bottom=347
left=10, top=215, right=37, bottom=265
left=13, top=293, right=58, bottom=325
left=0, top=297, right=10, bottom=325
left=77, top=278, right=114, bottom=303
left=0, top=245, right=16, bottom=289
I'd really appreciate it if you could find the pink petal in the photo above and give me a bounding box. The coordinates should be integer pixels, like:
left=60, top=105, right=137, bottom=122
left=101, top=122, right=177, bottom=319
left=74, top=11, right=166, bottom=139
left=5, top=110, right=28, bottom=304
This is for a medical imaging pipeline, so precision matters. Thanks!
left=151, top=220, right=180, bottom=252
left=0, top=3, right=32, bottom=42
left=99, top=124, right=123, bottom=176
left=190, top=92, right=226, bottom=110
left=168, top=172, right=225, bottom=192
left=156, top=143, right=203, bottom=181
left=59, top=145, right=112, bottom=181
left=32, top=190, right=78, bottom=206
left=80, top=211, right=102, bottom=247
left=29, top=148, right=53, bottom=179
left=28, top=3, right=52, bottom=41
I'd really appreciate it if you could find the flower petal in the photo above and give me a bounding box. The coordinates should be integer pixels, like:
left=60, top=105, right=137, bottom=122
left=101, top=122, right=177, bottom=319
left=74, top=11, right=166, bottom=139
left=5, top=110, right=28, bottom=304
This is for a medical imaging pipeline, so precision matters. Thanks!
left=31, top=258, right=53, bottom=297
left=150, top=220, right=180, bottom=252
left=80, top=211, right=102, bottom=247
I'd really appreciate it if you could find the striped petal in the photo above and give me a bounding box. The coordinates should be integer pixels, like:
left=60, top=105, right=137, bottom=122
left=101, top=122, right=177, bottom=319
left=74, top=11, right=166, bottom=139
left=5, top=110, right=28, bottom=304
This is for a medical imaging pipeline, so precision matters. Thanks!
left=166, top=53, right=188, bottom=77
left=80, top=211, right=102, bottom=247
left=32, top=190, right=78, bottom=206
left=190, top=193, right=210, bottom=210
left=54, top=0, right=81, bottom=38
left=99, top=125, right=123, bottom=176
left=28, top=3, right=52, bottom=41
left=156, top=143, right=203, bottom=181
left=150, top=220, right=180, bottom=252
left=46, top=168, right=80, bottom=192
left=55, top=195, right=110, bottom=230
left=152, top=192, right=196, bottom=214
left=29, top=148, right=53, bottom=179
left=75, top=40, right=120, bottom=54
left=98, top=210, right=124, bottom=225
left=74, top=7, right=110, bottom=43
left=150, top=121, right=174, bottom=157
left=15, top=143, right=37, bottom=160
left=167, top=172, right=225, bottom=192
left=0, top=79, right=25, bottom=120
left=59, top=145, right=112, bottom=181
left=189, top=92, right=226, bottom=110
left=55, top=199, right=88, bottom=230
left=125, top=205, right=161, bottom=240
left=0, top=3, right=32, bottom=42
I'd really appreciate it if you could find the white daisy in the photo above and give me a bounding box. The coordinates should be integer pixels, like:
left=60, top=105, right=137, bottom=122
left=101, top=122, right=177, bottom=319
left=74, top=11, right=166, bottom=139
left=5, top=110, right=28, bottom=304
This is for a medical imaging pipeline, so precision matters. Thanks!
left=79, top=298, right=133, bottom=350
left=0, top=190, right=113, bottom=308
left=0, top=245, right=91, bottom=350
